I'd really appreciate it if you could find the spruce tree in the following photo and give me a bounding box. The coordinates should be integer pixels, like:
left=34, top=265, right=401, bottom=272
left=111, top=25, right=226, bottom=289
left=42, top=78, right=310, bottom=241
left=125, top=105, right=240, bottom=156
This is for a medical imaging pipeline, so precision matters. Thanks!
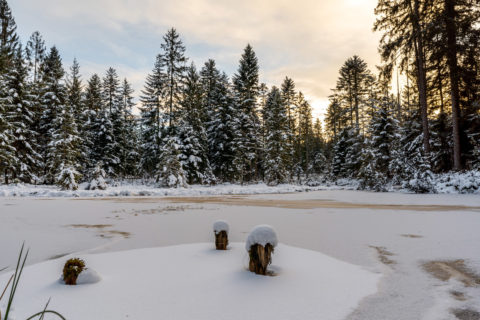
left=232, top=44, right=261, bottom=183
left=118, top=78, right=139, bottom=177
left=0, top=0, right=18, bottom=74
left=139, top=54, right=165, bottom=176
left=204, top=71, right=236, bottom=182
left=39, top=46, right=67, bottom=183
left=83, top=74, right=104, bottom=176
left=156, top=135, right=186, bottom=188
left=7, top=46, right=39, bottom=183
left=358, top=97, right=398, bottom=191
left=178, top=64, right=214, bottom=184
left=102, top=67, right=122, bottom=175
left=263, top=86, right=289, bottom=186
left=161, top=28, right=187, bottom=128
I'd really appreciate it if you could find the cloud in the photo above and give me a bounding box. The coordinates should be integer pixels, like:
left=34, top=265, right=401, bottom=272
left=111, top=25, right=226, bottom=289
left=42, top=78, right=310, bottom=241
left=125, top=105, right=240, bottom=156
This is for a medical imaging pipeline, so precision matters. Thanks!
left=12, top=0, right=381, bottom=119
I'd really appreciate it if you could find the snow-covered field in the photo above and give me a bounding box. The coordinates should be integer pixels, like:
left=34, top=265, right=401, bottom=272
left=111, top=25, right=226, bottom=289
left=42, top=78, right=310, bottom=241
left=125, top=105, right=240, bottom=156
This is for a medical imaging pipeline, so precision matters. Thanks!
left=0, top=190, right=479, bottom=319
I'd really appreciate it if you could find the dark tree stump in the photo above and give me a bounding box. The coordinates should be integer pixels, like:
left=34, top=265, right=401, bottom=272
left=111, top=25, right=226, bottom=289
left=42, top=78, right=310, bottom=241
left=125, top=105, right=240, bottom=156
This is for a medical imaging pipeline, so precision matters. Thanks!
left=63, top=258, right=85, bottom=285
left=248, top=243, right=274, bottom=275
left=215, top=230, right=228, bottom=250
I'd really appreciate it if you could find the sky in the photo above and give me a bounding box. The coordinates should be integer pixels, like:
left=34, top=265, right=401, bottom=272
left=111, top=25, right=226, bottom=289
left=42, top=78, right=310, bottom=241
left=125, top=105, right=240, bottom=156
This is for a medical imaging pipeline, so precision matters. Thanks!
left=11, top=0, right=381, bottom=120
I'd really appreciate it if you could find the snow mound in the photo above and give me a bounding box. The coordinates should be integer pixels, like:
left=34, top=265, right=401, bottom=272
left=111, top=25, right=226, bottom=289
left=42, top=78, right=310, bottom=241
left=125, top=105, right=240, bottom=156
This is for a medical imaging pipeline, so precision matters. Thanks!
left=76, top=268, right=102, bottom=284
left=246, top=224, right=278, bottom=250
left=0, top=243, right=380, bottom=320
left=213, top=220, right=229, bottom=234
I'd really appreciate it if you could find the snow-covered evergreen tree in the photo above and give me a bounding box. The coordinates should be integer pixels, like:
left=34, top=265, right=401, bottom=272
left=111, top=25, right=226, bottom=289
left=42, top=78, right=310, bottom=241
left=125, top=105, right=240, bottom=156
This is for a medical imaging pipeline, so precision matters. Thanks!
left=118, top=78, right=139, bottom=177
left=0, top=0, right=18, bottom=74
left=139, top=54, right=165, bottom=176
left=156, top=135, right=186, bottom=188
left=281, top=77, right=296, bottom=175
left=7, top=46, right=40, bottom=183
left=39, top=47, right=82, bottom=188
left=232, top=44, right=261, bottom=183
left=0, top=73, right=15, bottom=183
left=202, top=67, right=236, bottom=182
left=83, top=74, right=105, bottom=177
left=358, top=97, right=398, bottom=191
left=263, top=86, right=290, bottom=186
left=102, top=67, right=122, bottom=176
left=178, top=64, right=214, bottom=184
left=65, top=59, right=86, bottom=174
left=161, top=28, right=187, bottom=128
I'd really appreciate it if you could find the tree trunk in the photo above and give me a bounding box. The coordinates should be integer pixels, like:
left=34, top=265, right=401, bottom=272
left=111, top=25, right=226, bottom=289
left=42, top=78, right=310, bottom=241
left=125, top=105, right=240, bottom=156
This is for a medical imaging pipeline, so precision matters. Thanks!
left=411, top=0, right=431, bottom=154
left=444, top=0, right=462, bottom=170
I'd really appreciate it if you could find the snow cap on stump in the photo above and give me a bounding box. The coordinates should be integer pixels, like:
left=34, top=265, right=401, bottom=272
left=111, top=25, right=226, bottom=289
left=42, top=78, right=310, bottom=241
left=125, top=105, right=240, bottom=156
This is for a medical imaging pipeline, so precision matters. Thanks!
left=213, top=220, right=229, bottom=235
left=245, top=225, right=278, bottom=250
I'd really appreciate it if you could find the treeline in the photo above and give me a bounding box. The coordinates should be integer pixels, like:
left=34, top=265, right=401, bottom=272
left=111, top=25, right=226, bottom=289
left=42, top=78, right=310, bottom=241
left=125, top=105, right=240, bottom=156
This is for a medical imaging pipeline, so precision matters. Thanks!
left=324, top=0, right=480, bottom=191
left=1, top=0, right=478, bottom=192
left=0, top=0, right=324, bottom=189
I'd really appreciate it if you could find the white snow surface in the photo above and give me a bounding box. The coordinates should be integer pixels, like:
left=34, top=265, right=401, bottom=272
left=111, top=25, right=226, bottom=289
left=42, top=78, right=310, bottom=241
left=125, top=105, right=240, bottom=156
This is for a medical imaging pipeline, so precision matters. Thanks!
left=245, top=225, right=278, bottom=250
left=213, top=220, right=229, bottom=234
left=75, top=268, right=102, bottom=285
left=0, top=243, right=380, bottom=320
left=0, top=182, right=329, bottom=198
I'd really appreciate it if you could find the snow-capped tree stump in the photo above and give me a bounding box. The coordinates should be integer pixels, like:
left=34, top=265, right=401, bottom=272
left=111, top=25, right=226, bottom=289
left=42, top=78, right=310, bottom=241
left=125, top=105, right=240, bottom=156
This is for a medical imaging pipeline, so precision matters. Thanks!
left=213, top=220, right=229, bottom=250
left=246, top=225, right=278, bottom=275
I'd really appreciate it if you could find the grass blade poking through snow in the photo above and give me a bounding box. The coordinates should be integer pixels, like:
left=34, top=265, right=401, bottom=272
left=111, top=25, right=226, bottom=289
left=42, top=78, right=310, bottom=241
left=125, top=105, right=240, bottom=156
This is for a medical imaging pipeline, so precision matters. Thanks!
left=1, top=243, right=66, bottom=320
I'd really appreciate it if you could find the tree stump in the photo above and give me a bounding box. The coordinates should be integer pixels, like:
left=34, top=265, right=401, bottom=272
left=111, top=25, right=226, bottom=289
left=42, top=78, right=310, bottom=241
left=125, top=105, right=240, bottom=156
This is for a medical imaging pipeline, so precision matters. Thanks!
left=63, top=258, right=85, bottom=285
left=215, top=230, right=229, bottom=250
left=248, top=243, right=274, bottom=275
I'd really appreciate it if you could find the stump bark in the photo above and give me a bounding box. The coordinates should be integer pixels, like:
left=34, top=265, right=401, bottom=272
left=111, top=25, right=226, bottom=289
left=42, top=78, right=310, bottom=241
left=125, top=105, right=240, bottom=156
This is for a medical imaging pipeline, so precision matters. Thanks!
left=215, top=230, right=228, bottom=250
left=248, top=243, right=274, bottom=275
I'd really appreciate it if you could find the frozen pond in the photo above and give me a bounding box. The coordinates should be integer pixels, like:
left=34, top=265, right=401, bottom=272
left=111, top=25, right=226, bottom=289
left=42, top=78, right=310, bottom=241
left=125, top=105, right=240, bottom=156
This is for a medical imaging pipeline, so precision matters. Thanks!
left=1, top=190, right=479, bottom=319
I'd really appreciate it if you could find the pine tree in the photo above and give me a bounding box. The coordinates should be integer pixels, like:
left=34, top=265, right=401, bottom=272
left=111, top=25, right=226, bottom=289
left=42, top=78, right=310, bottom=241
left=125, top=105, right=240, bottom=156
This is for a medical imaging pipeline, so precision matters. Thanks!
left=161, top=28, right=187, bottom=128
left=178, top=64, right=213, bottom=184
left=295, top=92, right=314, bottom=179
left=118, top=79, right=139, bottom=177
left=263, top=86, right=289, bottom=186
left=7, top=46, right=40, bottom=183
left=232, top=44, right=261, bottom=183
left=139, top=54, right=165, bottom=176
left=0, top=73, right=15, bottom=183
left=39, top=46, right=67, bottom=183
left=102, top=67, right=122, bottom=176
left=39, top=47, right=82, bottom=188
left=358, top=97, right=398, bottom=191
left=83, top=74, right=103, bottom=176
left=25, top=31, right=46, bottom=84
left=65, top=59, right=86, bottom=172
left=203, top=69, right=236, bottom=182
left=0, top=0, right=18, bottom=74
left=156, top=135, right=186, bottom=188
left=281, top=77, right=296, bottom=176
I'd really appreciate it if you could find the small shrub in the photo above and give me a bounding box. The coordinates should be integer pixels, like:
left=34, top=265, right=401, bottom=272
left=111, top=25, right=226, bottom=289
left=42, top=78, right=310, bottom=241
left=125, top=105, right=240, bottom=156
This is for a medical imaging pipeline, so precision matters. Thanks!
left=63, top=258, right=86, bottom=285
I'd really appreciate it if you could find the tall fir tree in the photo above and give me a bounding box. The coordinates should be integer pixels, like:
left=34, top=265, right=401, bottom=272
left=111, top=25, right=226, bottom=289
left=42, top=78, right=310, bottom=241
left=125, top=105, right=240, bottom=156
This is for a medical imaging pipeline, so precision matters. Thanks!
left=7, top=46, right=40, bottom=183
left=118, top=78, right=139, bottom=177
left=232, top=44, right=261, bottom=183
left=178, top=64, right=214, bottom=184
left=102, top=67, right=122, bottom=175
left=161, top=28, right=187, bottom=128
left=263, top=86, right=290, bottom=186
left=139, top=54, right=165, bottom=176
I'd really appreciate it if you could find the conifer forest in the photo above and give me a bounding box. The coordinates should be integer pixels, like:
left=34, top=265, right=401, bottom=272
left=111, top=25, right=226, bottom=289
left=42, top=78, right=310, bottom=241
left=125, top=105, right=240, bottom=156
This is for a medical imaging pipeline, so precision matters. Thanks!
left=0, top=0, right=479, bottom=193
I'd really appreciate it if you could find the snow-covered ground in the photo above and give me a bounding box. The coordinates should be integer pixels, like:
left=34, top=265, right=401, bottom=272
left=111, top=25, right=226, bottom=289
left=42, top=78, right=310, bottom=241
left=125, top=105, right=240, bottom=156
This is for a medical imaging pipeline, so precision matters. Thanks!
left=0, top=190, right=479, bottom=319
left=0, top=182, right=335, bottom=198
left=0, top=243, right=380, bottom=320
